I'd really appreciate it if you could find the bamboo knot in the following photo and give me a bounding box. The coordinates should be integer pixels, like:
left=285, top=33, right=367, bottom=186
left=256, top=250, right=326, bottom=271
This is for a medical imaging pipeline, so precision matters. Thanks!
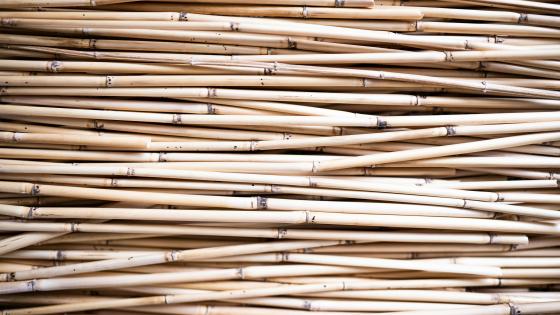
left=158, top=152, right=167, bottom=162
left=56, top=249, right=64, bottom=261
left=30, top=184, right=40, bottom=196
left=443, top=51, right=454, bottom=62
left=126, top=167, right=135, bottom=176
left=28, top=279, right=37, bottom=292
left=82, top=27, right=91, bottom=37
left=69, top=222, right=79, bottom=232
left=305, top=211, right=315, bottom=224
left=377, top=118, right=388, bottom=129
left=236, top=267, right=245, bottom=279
left=47, top=60, right=62, bottom=73
left=302, top=299, right=313, bottom=310
left=302, top=6, right=309, bottom=18
left=481, top=81, right=488, bottom=94
left=495, top=192, right=504, bottom=202
left=445, top=126, right=457, bottom=136
left=165, top=250, right=179, bottom=262
left=178, top=12, right=188, bottom=21
left=508, top=303, right=521, bottom=315
left=256, top=196, right=268, bottom=209
left=207, top=87, right=217, bottom=98
left=92, top=120, right=105, bottom=130
left=88, top=39, right=97, bottom=49
left=249, top=140, right=258, bottom=151
left=493, top=36, right=505, bottom=44
left=280, top=252, right=289, bottom=262
left=487, top=233, right=497, bottom=245
left=0, top=19, right=16, bottom=27
left=334, top=0, right=345, bottom=7
left=283, top=133, right=293, bottom=140
left=171, top=114, right=182, bottom=124
left=517, top=13, right=528, bottom=24
left=105, top=76, right=114, bottom=87
left=26, top=207, right=36, bottom=219
left=6, top=272, right=15, bottom=282
left=229, top=22, right=240, bottom=32
left=89, top=0, right=97, bottom=6
left=287, top=38, right=297, bottom=49
left=277, top=228, right=288, bottom=239
left=311, top=161, right=321, bottom=173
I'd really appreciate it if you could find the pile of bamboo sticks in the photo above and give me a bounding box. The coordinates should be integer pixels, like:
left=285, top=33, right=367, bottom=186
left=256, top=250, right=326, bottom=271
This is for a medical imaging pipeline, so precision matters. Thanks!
left=1, top=0, right=560, bottom=314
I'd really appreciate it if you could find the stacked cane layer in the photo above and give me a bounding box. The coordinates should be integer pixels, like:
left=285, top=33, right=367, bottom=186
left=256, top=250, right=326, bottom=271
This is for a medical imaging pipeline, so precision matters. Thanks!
left=1, top=1, right=560, bottom=314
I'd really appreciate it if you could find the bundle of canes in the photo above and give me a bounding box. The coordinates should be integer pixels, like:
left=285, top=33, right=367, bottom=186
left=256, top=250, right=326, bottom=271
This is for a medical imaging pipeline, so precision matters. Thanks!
left=1, top=1, right=560, bottom=315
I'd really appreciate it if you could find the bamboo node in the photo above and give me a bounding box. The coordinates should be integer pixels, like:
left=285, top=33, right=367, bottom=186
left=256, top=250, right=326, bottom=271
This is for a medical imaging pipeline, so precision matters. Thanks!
left=443, top=51, right=454, bottom=62
left=311, top=161, right=321, bottom=173
left=280, top=252, right=289, bottom=262
left=207, top=87, right=217, bottom=98
left=229, top=22, right=240, bottom=32
left=302, top=6, right=309, bottom=18
left=487, top=233, right=497, bottom=244
left=69, top=222, right=79, bottom=232
left=508, top=303, right=521, bottom=315
left=105, top=76, right=114, bottom=88
left=26, top=206, right=36, bottom=219
left=334, top=0, right=345, bottom=8
left=88, top=39, right=97, bottom=49
left=92, top=120, right=104, bottom=130
left=0, top=18, right=16, bottom=27
left=236, top=267, right=245, bottom=279
left=283, top=133, right=293, bottom=140
left=172, top=114, right=182, bottom=124
left=481, top=81, right=488, bottom=94
left=249, top=140, right=257, bottom=151
left=264, top=62, right=279, bottom=75
left=377, top=118, right=388, bottom=129
left=126, top=167, right=136, bottom=176
left=495, top=192, right=504, bottom=202
left=207, top=103, right=216, bottom=114
left=303, top=299, right=312, bottom=310
left=5, top=272, right=15, bottom=282
left=178, top=12, right=189, bottom=21
left=56, top=249, right=64, bottom=261
left=445, top=126, right=457, bottom=136
left=47, top=61, right=62, bottom=73
left=158, top=152, right=168, bottom=162
left=517, top=13, right=529, bottom=24
left=30, top=184, right=40, bottom=196
left=165, top=250, right=179, bottom=262
left=256, top=196, right=268, bottom=209
left=109, top=178, right=118, bottom=187
left=277, top=228, right=288, bottom=239
left=361, top=78, right=368, bottom=88
left=287, top=38, right=297, bottom=49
